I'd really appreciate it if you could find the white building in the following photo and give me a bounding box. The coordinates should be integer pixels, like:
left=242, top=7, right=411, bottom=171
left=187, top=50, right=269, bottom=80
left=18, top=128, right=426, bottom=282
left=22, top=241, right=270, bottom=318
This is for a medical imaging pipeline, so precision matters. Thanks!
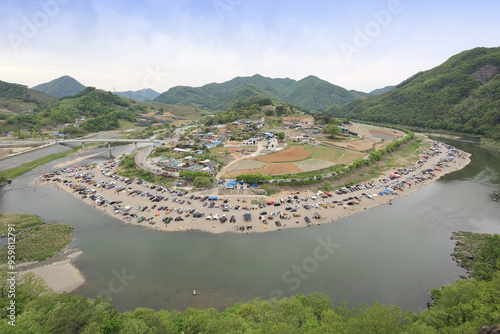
left=242, top=138, right=258, bottom=146
left=265, top=138, right=278, bottom=150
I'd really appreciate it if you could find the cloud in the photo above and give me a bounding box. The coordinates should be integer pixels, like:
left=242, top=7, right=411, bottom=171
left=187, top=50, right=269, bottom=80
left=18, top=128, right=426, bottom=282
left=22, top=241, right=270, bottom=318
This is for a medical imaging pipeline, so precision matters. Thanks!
left=0, top=0, right=499, bottom=93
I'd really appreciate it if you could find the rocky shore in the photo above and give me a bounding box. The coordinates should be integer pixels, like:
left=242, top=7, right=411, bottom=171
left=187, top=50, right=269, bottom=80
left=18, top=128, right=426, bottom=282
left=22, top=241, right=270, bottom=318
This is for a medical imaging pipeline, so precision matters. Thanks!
left=450, top=231, right=476, bottom=279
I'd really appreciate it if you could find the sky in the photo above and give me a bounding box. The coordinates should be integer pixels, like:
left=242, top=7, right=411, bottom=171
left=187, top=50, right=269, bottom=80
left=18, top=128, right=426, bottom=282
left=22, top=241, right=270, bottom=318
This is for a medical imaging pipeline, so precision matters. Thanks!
left=1, top=0, right=499, bottom=93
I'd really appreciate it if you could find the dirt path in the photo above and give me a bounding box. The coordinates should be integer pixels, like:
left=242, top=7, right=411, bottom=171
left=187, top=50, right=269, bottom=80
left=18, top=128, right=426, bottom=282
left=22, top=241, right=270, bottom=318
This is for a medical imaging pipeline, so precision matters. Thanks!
left=216, top=142, right=265, bottom=179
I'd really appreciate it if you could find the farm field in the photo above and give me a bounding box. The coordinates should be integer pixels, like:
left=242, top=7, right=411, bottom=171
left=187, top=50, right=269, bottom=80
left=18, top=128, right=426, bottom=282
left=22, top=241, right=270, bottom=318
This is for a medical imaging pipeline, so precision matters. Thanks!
left=219, top=123, right=408, bottom=179
left=222, top=144, right=366, bottom=178
left=224, top=162, right=301, bottom=178
left=316, top=123, right=406, bottom=152
left=303, top=145, right=364, bottom=164
left=292, top=159, right=335, bottom=172
left=227, top=160, right=266, bottom=172
left=254, top=145, right=311, bottom=162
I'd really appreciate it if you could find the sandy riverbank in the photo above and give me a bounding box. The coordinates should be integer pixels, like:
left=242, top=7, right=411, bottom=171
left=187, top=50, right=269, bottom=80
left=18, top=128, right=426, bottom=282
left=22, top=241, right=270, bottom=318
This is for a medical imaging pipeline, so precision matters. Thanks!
left=18, top=249, right=84, bottom=293
left=52, top=151, right=103, bottom=169
left=39, top=140, right=471, bottom=234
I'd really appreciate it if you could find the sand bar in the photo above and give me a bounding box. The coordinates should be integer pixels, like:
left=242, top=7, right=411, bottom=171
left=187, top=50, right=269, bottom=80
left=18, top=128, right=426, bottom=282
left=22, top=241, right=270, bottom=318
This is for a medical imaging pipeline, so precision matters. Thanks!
left=18, top=249, right=84, bottom=293
left=38, top=140, right=471, bottom=234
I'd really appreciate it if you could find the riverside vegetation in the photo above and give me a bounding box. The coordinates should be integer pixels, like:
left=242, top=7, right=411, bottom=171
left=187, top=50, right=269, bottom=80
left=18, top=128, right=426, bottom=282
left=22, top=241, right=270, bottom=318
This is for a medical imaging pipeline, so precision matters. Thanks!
left=0, top=214, right=72, bottom=263
left=1, top=258, right=499, bottom=332
left=0, top=217, right=499, bottom=333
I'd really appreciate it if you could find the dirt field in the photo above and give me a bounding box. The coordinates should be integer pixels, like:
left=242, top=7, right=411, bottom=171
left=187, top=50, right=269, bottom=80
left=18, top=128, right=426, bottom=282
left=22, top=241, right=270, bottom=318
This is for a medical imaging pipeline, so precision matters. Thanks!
left=292, top=159, right=335, bottom=172
left=315, top=123, right=407, bottom=152
left=254, top=146, right=311, bottom=163
left=282, top=116, right=315, bottom=123
left=225, top=162, right=302, bottom=177
left=325, top=139, right=374, bottom=151
left=221, top=123, right=406, bottom=178
left=227, top=160, right=266, bottom=172
left=369, top=129, right=404, bottom=140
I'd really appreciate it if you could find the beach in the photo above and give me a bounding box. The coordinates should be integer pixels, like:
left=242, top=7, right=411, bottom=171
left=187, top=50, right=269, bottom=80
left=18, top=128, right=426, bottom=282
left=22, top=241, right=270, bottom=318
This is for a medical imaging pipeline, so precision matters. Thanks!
left=38, top=139, right=471, bottom=235
left=18, top=249, right=85, bottom=293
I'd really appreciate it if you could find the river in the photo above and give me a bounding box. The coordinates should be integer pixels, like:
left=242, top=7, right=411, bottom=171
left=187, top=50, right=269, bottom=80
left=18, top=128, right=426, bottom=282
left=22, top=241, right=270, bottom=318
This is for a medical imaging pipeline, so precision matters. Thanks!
left=0, top=139, right=498, bottom=313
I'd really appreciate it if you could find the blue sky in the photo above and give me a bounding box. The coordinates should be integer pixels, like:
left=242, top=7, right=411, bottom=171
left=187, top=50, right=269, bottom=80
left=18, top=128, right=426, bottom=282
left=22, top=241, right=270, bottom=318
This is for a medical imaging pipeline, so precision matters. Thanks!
left=1, top=0, right=499, bottom=93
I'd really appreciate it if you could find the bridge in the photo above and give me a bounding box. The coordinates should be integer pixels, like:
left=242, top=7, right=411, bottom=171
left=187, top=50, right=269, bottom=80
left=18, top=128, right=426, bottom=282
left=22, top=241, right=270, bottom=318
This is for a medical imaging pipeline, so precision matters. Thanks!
left=56, top=138, right=166, bottom=157
left=57, top=138, right=162, bottom=144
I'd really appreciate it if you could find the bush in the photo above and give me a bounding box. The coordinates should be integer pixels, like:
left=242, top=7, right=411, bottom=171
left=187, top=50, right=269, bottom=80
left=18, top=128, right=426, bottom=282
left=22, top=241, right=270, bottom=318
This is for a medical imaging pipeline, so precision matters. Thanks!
left=194, top=176, right=211, bottom=188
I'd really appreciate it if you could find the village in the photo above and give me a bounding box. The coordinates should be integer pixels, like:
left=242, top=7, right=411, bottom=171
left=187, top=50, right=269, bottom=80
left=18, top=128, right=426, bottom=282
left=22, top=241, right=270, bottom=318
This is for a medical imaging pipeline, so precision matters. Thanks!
left=38, top=135, right=470, bottom=234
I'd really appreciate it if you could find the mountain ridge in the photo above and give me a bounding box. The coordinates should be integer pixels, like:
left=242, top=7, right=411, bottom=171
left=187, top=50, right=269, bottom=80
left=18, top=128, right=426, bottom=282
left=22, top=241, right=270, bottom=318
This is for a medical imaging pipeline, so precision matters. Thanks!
left=154, top=74, right=362, bottom=111
left=0, top=79, right=55, bottom=113
left=32, top=75, right=87, bottom=98
left=329, top=46, right=500, bottom=139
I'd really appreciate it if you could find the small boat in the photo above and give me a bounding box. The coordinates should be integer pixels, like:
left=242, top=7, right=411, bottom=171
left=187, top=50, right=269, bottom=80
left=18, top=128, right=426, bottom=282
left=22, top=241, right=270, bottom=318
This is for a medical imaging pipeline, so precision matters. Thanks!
left=192, top=290, right=197, bottom=296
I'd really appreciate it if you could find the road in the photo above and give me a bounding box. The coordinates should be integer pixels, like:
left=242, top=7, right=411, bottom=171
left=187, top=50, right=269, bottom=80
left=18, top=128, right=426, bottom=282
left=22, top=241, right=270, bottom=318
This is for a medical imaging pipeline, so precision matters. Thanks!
left=135, top=146, right=161, bottom=174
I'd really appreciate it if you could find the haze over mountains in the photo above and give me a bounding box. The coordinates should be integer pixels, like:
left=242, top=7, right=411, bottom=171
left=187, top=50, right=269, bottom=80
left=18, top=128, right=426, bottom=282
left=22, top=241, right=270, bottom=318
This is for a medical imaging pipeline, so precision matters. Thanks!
left=114, top=89, right=160, bottom=102
left=1, top=47, right=498, bottom=138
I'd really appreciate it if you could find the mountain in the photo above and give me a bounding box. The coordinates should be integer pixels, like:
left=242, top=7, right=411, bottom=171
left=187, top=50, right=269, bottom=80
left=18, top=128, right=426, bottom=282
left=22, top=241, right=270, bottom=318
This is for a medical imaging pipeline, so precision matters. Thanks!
left=32, top=75, right=87, bottom=98
left=330, top=47, right=500, bottom=139
left=114, top=88, right=160, bottom=102
left=154, top=74, right=359, bottom=111
left=369, top=85, right=395, bottom=96
left=1, top=87, right=144, bottom=135
left=349, top=90, right=370, bottom=99
left=283, top=75, right=358, bottom=110
left=0, top=80, right=55, bottom=113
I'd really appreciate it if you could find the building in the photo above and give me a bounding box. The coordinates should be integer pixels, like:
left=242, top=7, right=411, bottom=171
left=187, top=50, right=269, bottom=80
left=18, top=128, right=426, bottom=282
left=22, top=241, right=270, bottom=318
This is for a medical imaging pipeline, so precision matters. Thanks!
left=242, top=138, right=258, bottom=146
left=265, top=138, right=278, bottom=150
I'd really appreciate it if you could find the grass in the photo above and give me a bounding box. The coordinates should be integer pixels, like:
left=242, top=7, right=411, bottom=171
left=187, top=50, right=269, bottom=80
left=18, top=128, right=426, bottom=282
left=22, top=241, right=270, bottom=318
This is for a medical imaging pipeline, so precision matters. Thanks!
left=118, top=119, right=141, bottom=130
left=0, top=220, right=73, bottom=263
left=304, top=144, right=364, bottom=163
left=0, top=213, right=45, bottom=237
left=0, top=147, right=79, bottom=180
left=209, top=146, right=232, bottom=158
left=340, top=139, right=424, bottom=185
left=481, top=138, right=500, bottom=151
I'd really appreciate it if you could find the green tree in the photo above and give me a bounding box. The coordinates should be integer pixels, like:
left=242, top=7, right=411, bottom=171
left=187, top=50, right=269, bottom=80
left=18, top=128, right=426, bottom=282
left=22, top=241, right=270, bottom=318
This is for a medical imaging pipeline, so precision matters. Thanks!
left=277, top=132, right=286, bottom=141
left=324, top=124, right=342, bottom=138
left=194, top=176, right=211, bottom=188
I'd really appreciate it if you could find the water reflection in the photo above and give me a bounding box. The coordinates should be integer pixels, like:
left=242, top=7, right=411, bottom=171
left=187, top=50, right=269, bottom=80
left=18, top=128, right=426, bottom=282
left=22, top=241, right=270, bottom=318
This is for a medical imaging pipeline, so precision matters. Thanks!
left=0, top=140, right=498, bottom=313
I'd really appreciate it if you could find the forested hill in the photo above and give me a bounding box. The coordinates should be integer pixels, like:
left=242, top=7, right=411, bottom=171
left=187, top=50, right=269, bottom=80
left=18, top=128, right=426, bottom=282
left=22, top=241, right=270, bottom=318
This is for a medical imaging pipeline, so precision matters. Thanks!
left=0, top=80, right=55, bottom=113
left=2, top=87, right=144, bottom=134
left=329, top=47, right=500, bottom=139
left=31, top=75, right=87, bottom=98
left=154, top=74, right=360, bottom=111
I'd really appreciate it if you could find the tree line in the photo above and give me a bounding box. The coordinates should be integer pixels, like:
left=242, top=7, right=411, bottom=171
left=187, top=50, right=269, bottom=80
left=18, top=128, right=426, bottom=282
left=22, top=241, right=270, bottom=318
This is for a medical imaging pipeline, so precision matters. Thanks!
left=1, top=264, right=499, bottom=333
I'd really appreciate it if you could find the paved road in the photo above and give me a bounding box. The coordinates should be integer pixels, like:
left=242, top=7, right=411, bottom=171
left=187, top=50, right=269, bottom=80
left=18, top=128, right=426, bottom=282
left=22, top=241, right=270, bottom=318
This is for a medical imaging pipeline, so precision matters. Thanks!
left=135, top=146, right=161, bottom=174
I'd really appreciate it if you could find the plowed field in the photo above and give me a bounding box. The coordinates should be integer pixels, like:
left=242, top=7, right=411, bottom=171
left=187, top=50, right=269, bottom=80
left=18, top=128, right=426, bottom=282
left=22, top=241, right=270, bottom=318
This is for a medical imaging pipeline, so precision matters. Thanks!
left=254, top=146, right=311, bottom=163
